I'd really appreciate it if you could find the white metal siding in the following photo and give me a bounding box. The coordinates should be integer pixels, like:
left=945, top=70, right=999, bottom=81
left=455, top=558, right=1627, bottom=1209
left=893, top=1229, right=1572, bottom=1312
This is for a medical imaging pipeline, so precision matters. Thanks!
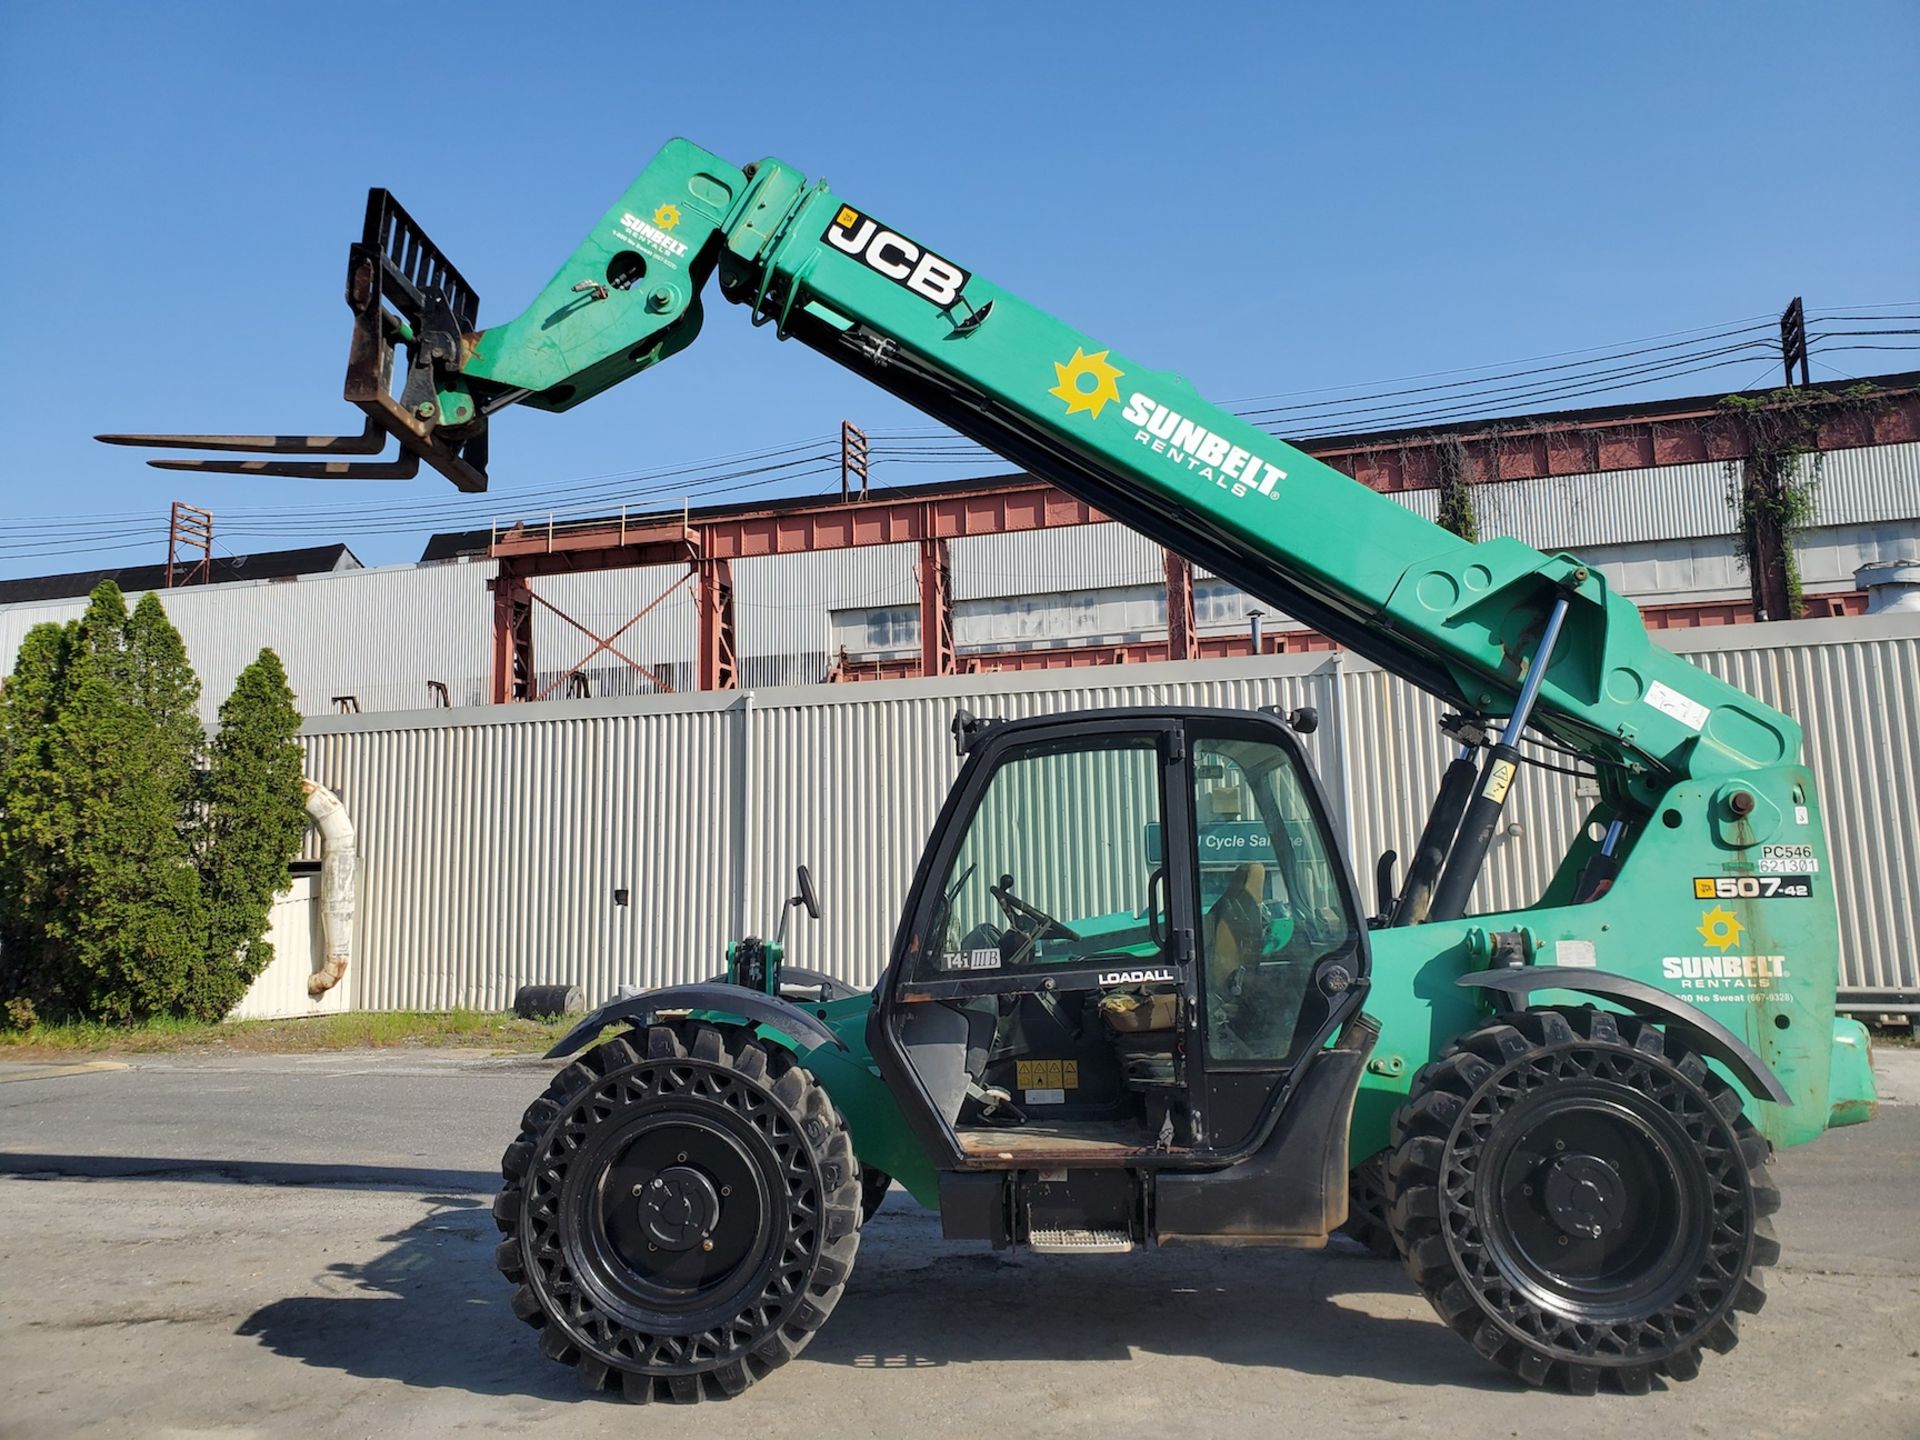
left=1677, top=624, right=1920, bottom=998
left=0, top=559, right=496, bottom=722
left=302, top=698, right=742, bottom=1009
left=737, top=545, right=918, bottom=688
left=226, top=876, right=356, bottom=1020
left=952, top=525, right=1165, bottom=601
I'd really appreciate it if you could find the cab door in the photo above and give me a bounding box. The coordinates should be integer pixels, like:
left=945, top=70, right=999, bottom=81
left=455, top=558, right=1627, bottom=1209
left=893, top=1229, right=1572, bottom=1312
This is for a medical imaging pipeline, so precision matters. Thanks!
left=1186, top=717, right=1371, bottom=1150
left=872, top=717, right=1199, bottom=1166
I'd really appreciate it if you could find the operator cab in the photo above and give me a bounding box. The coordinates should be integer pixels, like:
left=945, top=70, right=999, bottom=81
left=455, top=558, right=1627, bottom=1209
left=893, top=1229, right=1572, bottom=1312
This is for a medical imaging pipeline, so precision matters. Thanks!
left=876, top=708, right=1368, bottom=1171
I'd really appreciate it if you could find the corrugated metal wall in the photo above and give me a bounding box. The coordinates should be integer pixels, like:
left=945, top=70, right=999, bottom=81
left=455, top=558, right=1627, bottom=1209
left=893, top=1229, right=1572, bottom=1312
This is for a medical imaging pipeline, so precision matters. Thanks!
left=297, top=611, right=1920, bottom=1014
left=302, top=695, right=743, bottom=1009
left=738, top=545, right=919, bottom=688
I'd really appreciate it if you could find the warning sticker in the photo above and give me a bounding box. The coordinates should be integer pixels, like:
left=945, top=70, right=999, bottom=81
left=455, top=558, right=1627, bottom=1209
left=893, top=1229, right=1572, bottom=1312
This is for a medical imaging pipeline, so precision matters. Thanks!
left=1482, top=759, right=1516, bottom=805
left=1554, top=939, right=1597, bottom=968
left=1645, top=680, right=1710, bottom=733
left=1015, top=1059, right=1080, bottom=1091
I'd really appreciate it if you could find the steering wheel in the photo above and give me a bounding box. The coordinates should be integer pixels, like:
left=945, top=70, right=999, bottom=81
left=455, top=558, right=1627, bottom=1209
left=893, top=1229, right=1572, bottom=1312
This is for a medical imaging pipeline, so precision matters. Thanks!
left=989, top=872, right=1083, bottom=944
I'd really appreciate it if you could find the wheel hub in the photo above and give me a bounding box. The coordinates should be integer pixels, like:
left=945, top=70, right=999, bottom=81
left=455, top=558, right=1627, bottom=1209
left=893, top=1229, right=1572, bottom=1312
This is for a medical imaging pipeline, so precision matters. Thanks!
left=1542, top=1152, right=1625, bottom=1240
left=640, top=1165, right=722, bottom=1252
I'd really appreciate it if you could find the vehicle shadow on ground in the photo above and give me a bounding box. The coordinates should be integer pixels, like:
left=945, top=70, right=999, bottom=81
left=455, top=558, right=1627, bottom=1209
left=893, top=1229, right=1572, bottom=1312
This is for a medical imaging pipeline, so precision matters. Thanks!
left=237, top=1193, right=614, bottom=1403
left=804, top=1206, right=1507, bottom=1391
left=235, top=1193, right=1512, bottom=1399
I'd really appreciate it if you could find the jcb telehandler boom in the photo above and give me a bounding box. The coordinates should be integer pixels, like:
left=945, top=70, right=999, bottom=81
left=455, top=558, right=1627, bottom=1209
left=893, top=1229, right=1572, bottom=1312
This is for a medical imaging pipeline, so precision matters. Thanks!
left=105, top=138, right=1874, bottom=1402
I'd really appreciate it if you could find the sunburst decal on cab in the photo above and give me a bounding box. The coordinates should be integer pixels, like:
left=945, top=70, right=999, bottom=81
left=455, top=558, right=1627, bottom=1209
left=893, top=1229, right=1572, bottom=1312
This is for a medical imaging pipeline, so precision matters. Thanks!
left=653, top=203, right=682, bottom=231
left=1049, top=348, right=1124, bottom=420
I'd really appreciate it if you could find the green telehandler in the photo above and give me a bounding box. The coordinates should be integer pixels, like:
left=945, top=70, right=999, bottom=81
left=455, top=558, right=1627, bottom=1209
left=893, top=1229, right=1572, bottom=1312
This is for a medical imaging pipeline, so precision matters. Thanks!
left=104, top=137, right=1878, bottom=1402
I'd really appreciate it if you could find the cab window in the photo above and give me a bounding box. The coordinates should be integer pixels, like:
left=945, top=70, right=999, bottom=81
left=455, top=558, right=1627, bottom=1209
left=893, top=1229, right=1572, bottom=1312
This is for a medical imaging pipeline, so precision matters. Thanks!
left=911, top=736, right=1165, bottom=983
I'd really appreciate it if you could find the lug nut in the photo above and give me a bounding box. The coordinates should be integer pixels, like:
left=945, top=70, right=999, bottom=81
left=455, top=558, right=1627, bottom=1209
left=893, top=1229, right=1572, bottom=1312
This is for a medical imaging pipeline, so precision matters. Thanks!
left=720, top=1186, right=731, bottom=1197
left=677, top=1153, right=688, bottom=1163
left=632, top=1183, right=644, bottom=1196
left=701, top=1239, right=714, bottom=1252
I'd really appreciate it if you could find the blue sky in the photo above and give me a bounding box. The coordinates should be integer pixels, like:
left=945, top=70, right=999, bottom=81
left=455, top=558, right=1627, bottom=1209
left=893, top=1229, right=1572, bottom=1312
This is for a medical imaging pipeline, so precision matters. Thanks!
left=1, top=1, right=1914, bottom=578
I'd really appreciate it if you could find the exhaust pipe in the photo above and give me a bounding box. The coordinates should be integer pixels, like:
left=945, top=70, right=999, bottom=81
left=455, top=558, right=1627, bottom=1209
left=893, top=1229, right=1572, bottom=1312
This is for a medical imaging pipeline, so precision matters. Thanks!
left=302, top=780, right=357, bottom=998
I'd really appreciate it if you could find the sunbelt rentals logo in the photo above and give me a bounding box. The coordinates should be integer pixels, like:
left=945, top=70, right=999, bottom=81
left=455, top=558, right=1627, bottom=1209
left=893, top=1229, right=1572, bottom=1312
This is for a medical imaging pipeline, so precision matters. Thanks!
left=1049, top=348, right=1287, bottom=501
left=1660, top=906, right=1789, bottom=1002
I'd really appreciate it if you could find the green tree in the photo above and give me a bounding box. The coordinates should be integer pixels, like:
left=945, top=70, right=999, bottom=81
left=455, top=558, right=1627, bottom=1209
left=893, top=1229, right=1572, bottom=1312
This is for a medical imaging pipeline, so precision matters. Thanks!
left=0, top=620, right=78, bottom=1017
left=48, top=583, right=206, bottom=1022
left=1, top=590, right=308, bottom=1027
left=189, top=648, right=307, bottom=1021
left=127, top=592, right=205, bottom=777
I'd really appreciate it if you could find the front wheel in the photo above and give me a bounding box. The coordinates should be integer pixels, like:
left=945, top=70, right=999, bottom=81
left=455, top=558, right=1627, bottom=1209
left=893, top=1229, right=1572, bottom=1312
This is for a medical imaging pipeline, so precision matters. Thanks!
left=494, top=1022, right=862, bottom=1403
left=1385, top=1008, right=1778, bottom=1395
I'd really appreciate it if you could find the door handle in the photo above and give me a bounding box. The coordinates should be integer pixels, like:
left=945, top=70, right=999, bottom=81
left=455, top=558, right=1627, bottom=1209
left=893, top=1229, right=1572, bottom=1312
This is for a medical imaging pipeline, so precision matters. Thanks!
left=1146, top=866, right=1167, bottom=949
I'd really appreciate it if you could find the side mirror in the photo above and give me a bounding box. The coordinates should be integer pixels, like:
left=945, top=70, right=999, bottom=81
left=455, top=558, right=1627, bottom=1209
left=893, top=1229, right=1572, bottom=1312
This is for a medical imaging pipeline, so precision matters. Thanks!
left=1286, top=706, right=1319, bottom=736
left=795, top=864, right=820, bottom=920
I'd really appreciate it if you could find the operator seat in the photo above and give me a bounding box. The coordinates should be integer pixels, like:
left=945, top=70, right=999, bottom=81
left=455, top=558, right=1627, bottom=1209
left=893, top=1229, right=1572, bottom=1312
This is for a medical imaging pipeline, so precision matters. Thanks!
left=897, top=1000, right=1003, bottom=1123
left=1206, top=861, right=1267, bottom=991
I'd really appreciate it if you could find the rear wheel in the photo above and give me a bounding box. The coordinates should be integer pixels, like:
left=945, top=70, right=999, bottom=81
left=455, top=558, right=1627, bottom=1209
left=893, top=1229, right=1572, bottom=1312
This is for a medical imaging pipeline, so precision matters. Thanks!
left=859, top=1165, right=892, bottom=1222
left=1336, top=1152, right=1398, bottom=1257
left=1385, top=1008, right=1778, bottom=1395
left=494, top=1022, right=861, bottom=1403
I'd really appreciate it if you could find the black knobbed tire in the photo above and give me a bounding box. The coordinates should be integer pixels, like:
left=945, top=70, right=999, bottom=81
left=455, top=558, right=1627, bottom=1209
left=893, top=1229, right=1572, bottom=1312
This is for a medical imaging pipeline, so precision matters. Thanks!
left=1384, top=1007, right=1779, bottom=1395
left=1335, top=1152, right=1399, bottom=1258
left=494, top=1021, right=862, bottom=1403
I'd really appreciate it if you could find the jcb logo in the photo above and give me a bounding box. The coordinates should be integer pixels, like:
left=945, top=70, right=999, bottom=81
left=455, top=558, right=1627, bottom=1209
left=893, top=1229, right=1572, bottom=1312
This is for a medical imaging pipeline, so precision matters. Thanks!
left=822, top=204, right=970, bottom=308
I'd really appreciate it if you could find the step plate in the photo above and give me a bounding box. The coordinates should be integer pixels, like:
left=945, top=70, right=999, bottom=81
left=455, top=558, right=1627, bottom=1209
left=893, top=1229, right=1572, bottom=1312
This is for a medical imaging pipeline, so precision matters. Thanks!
left=1027, top=1226, right=1135, bottom=1255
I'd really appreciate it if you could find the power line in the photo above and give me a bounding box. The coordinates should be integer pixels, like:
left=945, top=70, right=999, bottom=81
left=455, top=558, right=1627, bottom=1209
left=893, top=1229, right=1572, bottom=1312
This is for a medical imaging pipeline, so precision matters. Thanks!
left=8, top=303, right=1917, bottom=571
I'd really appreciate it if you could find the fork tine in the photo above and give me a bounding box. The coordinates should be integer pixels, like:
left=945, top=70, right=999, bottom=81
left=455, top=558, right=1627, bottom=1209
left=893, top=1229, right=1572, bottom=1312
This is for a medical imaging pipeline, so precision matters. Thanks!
left=96, top=418, right=387, bottom=456
left=144, top=453, right=420, bottom=480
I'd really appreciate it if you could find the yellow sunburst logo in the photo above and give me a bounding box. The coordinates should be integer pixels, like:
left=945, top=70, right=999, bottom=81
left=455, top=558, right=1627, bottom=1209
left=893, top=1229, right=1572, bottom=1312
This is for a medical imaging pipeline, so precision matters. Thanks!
left=653, top=203, right=682, bottom=231
left=1697, top=906, right=1744, bottom=952
left=1049, top=348, right=1124, bottom=420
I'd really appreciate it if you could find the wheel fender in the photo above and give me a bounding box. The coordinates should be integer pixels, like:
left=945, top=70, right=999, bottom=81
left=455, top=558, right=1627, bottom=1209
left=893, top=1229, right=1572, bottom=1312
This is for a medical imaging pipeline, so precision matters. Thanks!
left=1456, top=966, right=1791, bottom=1106
left=544, top=983, right=847, bottom=1060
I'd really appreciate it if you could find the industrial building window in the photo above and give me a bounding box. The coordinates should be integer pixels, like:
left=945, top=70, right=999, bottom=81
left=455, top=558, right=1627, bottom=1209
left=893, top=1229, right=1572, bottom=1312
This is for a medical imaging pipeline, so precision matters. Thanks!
left=832, top=604, right=921, bottom=657
left=1194, top=579, right=1252, bottom=627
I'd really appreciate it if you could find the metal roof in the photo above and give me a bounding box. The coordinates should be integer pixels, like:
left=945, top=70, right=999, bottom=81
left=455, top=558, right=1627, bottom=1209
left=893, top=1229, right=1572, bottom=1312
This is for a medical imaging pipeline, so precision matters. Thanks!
left=0, top=544, right=362, bottom=605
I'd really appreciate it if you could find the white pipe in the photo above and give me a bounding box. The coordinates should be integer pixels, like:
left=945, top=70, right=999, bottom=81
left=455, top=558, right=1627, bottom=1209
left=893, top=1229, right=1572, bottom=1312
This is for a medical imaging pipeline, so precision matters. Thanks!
left=302, top=779, right=356, bottom=998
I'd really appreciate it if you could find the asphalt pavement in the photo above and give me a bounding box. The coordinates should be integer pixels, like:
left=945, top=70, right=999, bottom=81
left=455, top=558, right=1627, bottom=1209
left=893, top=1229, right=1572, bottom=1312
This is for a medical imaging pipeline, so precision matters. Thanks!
left=1, top=1046, right=1916, bottom=1439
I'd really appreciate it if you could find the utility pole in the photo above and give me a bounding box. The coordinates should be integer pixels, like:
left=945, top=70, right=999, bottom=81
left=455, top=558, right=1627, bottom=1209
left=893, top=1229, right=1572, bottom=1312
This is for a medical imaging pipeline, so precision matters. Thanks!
left=166, top=502, right=213, bottom=587
left=840, top=421, right=869, bottom=502
left=1780, top=296, right=1809, bottom=389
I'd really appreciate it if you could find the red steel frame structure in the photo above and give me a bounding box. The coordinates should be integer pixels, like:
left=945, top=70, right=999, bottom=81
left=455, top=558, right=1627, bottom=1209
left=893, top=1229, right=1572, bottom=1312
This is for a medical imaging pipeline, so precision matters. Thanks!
left=485, top=384, right=1920, bottom=702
